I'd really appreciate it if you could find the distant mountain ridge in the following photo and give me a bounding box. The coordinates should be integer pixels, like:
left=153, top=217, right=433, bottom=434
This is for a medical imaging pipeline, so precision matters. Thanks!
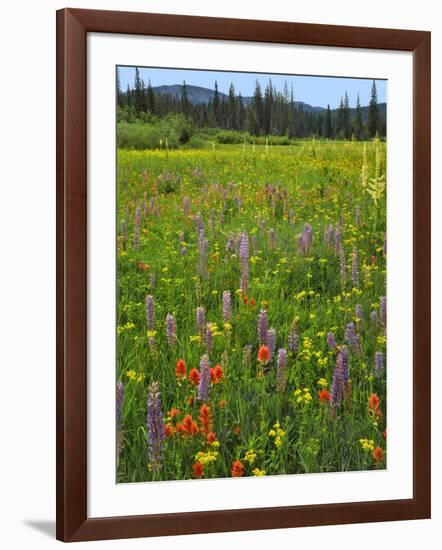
left=151, top=84, right=326, bottom=113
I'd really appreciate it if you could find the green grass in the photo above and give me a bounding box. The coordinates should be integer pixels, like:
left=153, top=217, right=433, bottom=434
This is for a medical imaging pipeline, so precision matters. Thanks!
left=116, top=139, right=387, bottom=483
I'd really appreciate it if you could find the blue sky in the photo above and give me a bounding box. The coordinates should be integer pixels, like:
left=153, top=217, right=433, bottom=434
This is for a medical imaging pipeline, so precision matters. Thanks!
left=118, top=66, right=386, bottom=109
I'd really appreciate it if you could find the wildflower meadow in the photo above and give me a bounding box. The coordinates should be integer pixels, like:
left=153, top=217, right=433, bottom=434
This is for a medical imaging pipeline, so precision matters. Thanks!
left=116, top=136, right=387, bottom=483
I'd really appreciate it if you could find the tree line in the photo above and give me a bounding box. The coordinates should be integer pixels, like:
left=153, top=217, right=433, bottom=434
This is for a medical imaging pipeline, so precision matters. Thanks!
left=117, top=67, right=385, bottom=140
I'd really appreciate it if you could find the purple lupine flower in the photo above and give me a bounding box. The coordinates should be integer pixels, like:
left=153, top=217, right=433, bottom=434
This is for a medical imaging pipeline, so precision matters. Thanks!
left=251, top=234, right=257, bottom=254
left=380, top=296, right=387, bottom=331
left=277, top=348, right=288, bottom=393
left=269, top=228, right=276, bottom=249
left=225, top=234, right=234, bottom=253
left=116, top=380, right=125, bottom=434
left=304, top=223, right=313, bottom=254
left=351, top=248, right=359, bottom=288
left=355, top=304, right=363, bottom=322
left=375, top=351, right=384, bottom=376
left=146, top=381, right=165, bottom=470
left=257, top=309, right=268, bottom=346
left=371, top=310, right=378, bottom=330
left=205, top=323, right=213, bottom=353
left=339, top=346, right=349, bottom=383
left=199, top=236, right=209, bottom=278
left=338, top=243, right=346, bottom=282
left=266, top=328, right=276, bottom=361
left=328, top=224, right=335, bottom=247
left=133, top=220, right=140, bottom=249
left=222, top=291, right=232, bottom=322
left=165, top=314, right=176, bottom=347
left=239, top=232, right=250, bottom=293
left=219, top=210, right=225, bottom=226
left=135, top=205, right=142, bottom=225
left=196, top=306, right=205, bottom=334
left=197, top=354, right=211, bottom=401
left=297, top=233, right=305, bottom=255
left=355, top=206, right=361, bottom=225
left=330, top=351, right=346, bottom=409
left=288, top=323, right=298, bottom=353
left=327, top=332, right=338, bottom=351
left=289, top=208, right=294, bottom=229
left=146, top=295, right=154, bottom=331
left=183, top=196, right=190, bottom=216
left=345, top=322, right=359, bottom=350
left=335, top=224, right=341, bottom=251
left=209, top=208, right=215, bottom=230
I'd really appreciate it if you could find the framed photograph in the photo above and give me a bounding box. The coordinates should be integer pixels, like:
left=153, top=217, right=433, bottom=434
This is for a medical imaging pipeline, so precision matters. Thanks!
left=56, top=8, right=431, bottom=542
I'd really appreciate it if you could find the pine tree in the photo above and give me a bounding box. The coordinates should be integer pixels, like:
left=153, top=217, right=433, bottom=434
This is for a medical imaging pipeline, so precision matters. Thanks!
left=323, top=104, right=332, bottom=138
left=213, top=81, right=220, bottom=127
left=353, top=93, right=363, bottom=140
left=134, top=67, right=144, bottom=114
left=146, top=79, right=155, bottom=114
left=367, top=80, right=379, bottom=138
left=252, top=80, right=263, bottom=135
left=116, top=67, right=123, bottom=107
left=337, top=97, right=344, bottom=138
left=228, top=83, right=237, bottom=129
left=181, top=80, right=190, bottom=116
left=343, top=92, right=351, bottom=139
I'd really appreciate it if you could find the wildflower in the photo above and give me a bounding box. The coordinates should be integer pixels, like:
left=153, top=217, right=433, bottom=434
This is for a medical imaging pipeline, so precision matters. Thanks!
left=380, top=296, right=387, bottom=331
left=199, top=404, right=212, bottom=433
left=249, top=298, right=256, bottom=306
left=269, top=422, right=286, bottom=447
left=304, top=223, right=313, bottom=254
left=188, top=368, right=200, bottom=386
left=369, top=393, right=382, bottom=417
left=192, top=461, right=204, bottom=478
left=345, top=322, right=361, bottom=353
left=257, top=309, right=268, bottom=346
left=257, top=345, right=270, bottom=365
left=145, top=294, right=154, bottom=331
left=317, top=378, right=328, bottom=388
left=373, top=447, right=384, bottom=464
left=165, top=314, right=176, bottom=347
left=359, top=438, right=375, bottom=452
left=210, top=364, right=224, bottom=384
left=195, top=450, right=218, bottom=466
left=175, top=359, right=187, bottom=379
left=239, top=232, right=250, bottom=293
left=269, top=227, right=276, bottom=248
left=176, top=414, right=199, bottom=436
left=252, top=468, right=266, bottom=476
left=222, top=291, right=232, bottom=322
left=338, top=242, right=346, bottom=282
left=355, top=304, right=363, bottom=322
left=218, top=399, right=227, bottom=408
left=146, top=381, right=165, bottom=471
left=266, top=328, right=276, bottom=361
left=196, top=306, right=205, bottom=333
left=329, top=346, right=349, bottom=411
left=206, top=431, right=217, bottom=444
left=231, top=460, right=245, bottom=477
left=168, top=407, right=181, bottom=419
left=371, top=310, right=378, bottom=330
left=197, top=354, right=211, bottom=401
left=288, top=318, right=299, bottom=353
left=351, top=248, right=359, bottom=287
left=164, top=424, right=174, bottom=437
left=297, top=233, right=305, bottom=255
left=294, top=388, right=313, bottom=405
left=234, top=425, right=241, bottom=435
left=277, top=348, right=287, bottom=393
left=319, top=389, right=331, bottom=403
left=374, top=351, right=384, bottom=376
left=205, top=323, right=213, bottom=353
left=244, top=450, right=257, bottom=464
left=327, top=332, right=337, bottom=351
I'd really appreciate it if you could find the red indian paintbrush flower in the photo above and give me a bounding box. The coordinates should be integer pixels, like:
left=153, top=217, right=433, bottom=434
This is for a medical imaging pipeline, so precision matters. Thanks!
left=372, top=447, right=384, bottom=464
left=257, top=345, right=270, bottom=364
left=368, top=393, right=382, bottom=417
left=319, top=389, right=331, bottom=404
left=188, top=368, right=200, bottom=386
left=206, top=431, right=217, bottom=444
left=210, top=364, right=224, bottom=383
left=231, top=460, right=245, bottom=477
left=176, top=414, right=199, bottom=437
left=199, top=404, right=212, bottom=434
left=192, top=462, right=204, bottom=479
left=175, top=359, right=187, bottom=379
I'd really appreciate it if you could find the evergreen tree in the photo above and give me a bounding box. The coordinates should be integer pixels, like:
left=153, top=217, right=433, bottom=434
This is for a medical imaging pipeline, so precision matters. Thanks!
left=146, top=79, right=155, bottom=114
left=238, top=94, right=246, bottom=130
left=343, top=92, right=351, bottom=139
left=228, top=83, right=237, bottom=129
left=367, top=80, right=379, bottom=138
left=116, top=67, right=123, bottom=107
left=126, top=84, right=132, bottom=107
left=337, top=97, right=344, bottom=138
left=134, top=67, right=144, bottom=114
left=353, top=93, right=363, bottom=140
left=323, top=104, right=332, bottom=138
left=181, top=80, right=190, bottom=116
left=213, top=81, right=220, bottom=127
left=252, top=80, right=264, bottom=135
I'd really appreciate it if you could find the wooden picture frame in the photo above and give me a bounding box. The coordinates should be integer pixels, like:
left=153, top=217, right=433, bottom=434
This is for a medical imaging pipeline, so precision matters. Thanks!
left=56, top=7, right=431, bottom=542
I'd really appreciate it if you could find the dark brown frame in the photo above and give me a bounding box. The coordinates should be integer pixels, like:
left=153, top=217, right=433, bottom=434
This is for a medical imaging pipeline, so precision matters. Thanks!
left=56, top=7, right=431, bottom=542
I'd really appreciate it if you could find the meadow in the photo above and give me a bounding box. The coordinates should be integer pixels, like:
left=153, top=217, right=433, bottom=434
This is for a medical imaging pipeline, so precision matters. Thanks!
left=116, top=139, right=387, bottom=483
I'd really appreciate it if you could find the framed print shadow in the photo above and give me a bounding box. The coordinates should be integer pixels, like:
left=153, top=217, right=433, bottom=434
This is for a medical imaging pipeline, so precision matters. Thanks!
left=56, top=8, right=431, bottom=542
